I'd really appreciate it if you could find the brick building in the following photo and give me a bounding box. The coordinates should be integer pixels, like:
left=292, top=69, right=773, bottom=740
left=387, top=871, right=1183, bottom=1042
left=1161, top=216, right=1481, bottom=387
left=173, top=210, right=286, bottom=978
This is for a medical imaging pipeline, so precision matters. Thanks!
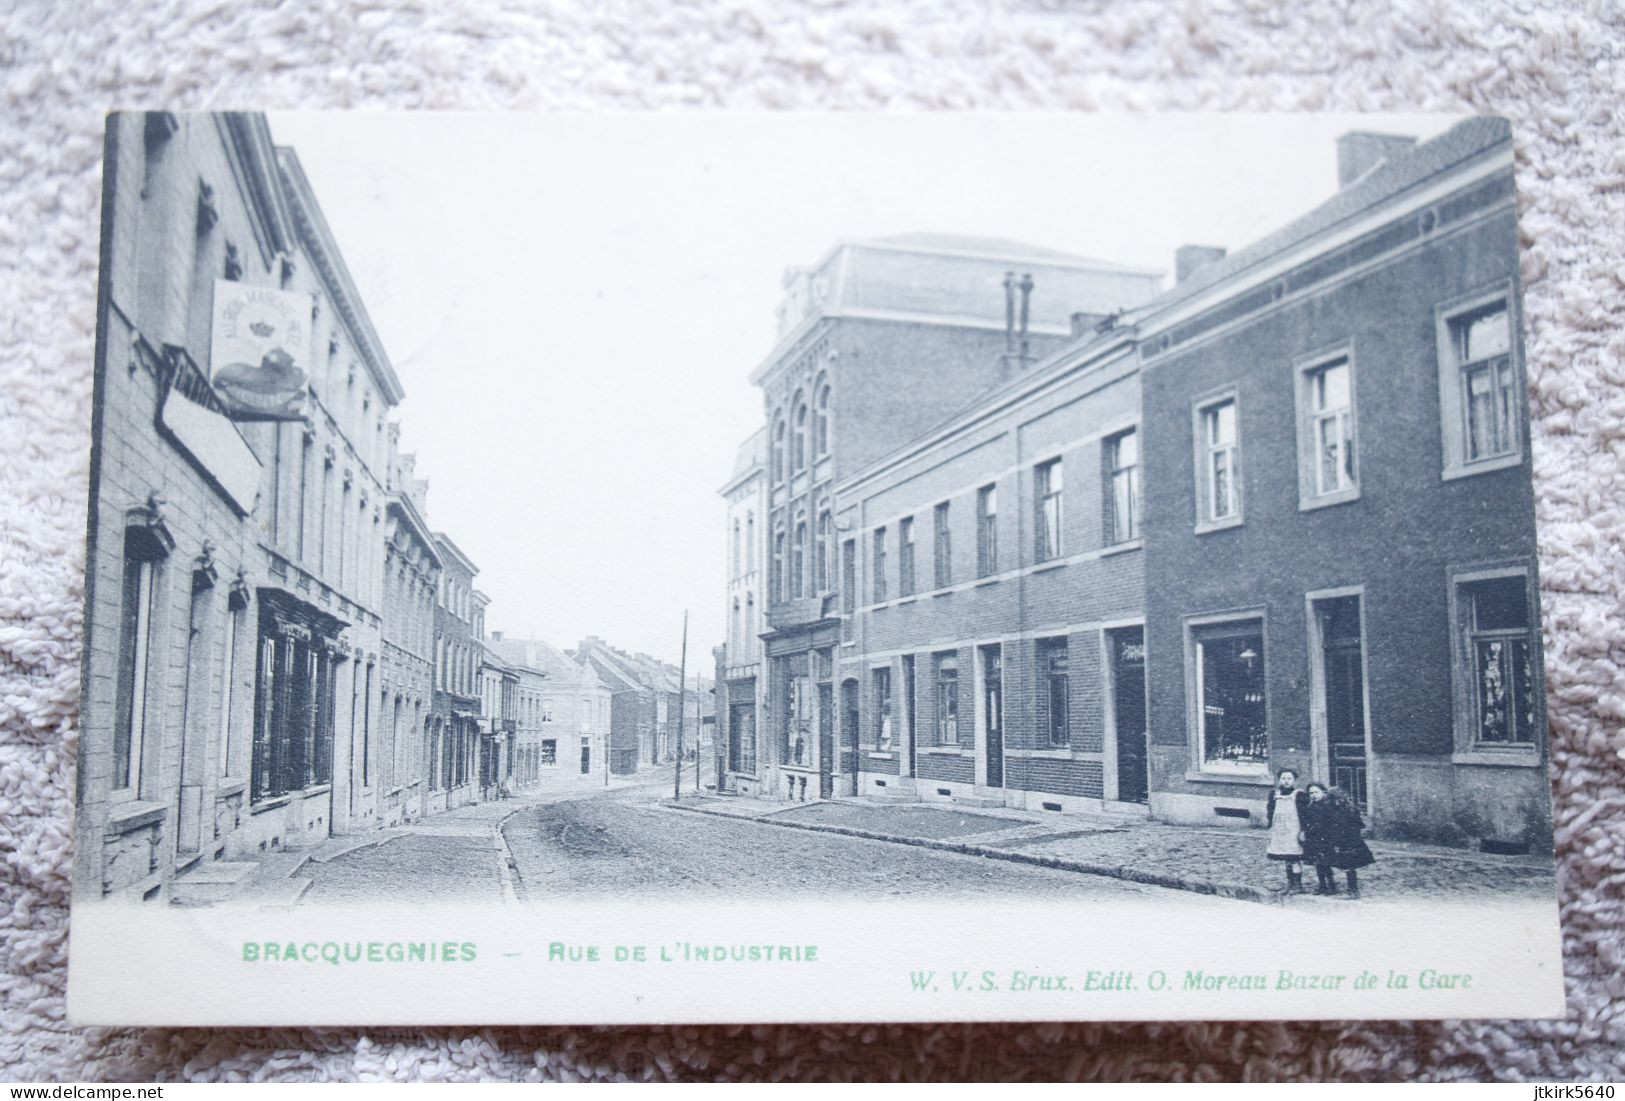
left=78, top=112, right=406, bottom=901
left=1136, top=119, right=1549, bottom=850
left=740, top=119, right=1550, bottom=852
left=429, top=534, right=483, bottom=812
left=833, top=326, right=1148, bottom=811
left=379, top=445, right=441, bottom=826
left=742, top=235, right=1163, bottom=804
left=478, top=644, right=519, bottom=799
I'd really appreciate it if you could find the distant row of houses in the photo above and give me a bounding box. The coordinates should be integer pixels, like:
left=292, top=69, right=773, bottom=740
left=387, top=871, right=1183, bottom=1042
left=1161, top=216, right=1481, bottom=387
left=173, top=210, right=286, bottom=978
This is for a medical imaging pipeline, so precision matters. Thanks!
left=716, top=119, right=1551, bottom=853
left=75, top=111, right=698, bottom=904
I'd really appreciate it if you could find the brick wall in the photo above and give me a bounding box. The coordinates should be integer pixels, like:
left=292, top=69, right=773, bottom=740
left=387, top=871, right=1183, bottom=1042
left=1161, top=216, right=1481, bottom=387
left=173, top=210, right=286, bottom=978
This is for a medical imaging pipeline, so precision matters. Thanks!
left=1139, top=192, right=1548, bottom=846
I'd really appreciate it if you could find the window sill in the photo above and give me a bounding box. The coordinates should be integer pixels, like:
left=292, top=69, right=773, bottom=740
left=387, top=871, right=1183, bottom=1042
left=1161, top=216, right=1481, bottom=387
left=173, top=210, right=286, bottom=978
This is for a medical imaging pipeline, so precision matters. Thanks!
left=895, top=596, right=918, bottom=606
left=1452, top=749, right=1543, bottom=769
left=1014, top=747, right=1076, bottom=759
left=1100, top=538, right=1143, bottom=559
left=1031, top=560, right=1066, bottom=575
left=932, top=588, right=955, bottom=599
left=1442, top=452, right=1523, bottom=482
left=217, top=777, right=247, bottom=799
left=250, top=795, right=292, bottom=815
left=1194, top=515, right=1244, bottom=536
left=1184, top=768, right=1274, bottom=787
left=1299, top=487, right=1361, bottom=512
left=973, top=576, right=1000, bottom=588
left=105, top=800, right=166, bottom=835
left=866, top=750, right=898, bottom=759
left=922, top=746, right=973, bottom=757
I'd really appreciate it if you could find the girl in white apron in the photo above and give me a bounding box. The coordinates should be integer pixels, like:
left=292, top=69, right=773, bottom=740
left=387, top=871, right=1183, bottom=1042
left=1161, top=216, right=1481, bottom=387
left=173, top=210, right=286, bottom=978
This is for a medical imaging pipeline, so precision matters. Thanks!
left=1265, top=768, right=1307, bottom=894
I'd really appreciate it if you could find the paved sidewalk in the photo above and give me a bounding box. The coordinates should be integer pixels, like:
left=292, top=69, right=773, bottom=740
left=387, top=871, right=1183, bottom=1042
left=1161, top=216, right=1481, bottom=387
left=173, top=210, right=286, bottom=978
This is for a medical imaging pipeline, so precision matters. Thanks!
left=665, top=795, right=1558, bottom=905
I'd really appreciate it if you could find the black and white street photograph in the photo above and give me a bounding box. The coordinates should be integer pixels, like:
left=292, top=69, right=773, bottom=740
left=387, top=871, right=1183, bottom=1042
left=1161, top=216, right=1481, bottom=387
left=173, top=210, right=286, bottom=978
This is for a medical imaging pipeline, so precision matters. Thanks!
left=61, top=110, right=1569, bottom=1026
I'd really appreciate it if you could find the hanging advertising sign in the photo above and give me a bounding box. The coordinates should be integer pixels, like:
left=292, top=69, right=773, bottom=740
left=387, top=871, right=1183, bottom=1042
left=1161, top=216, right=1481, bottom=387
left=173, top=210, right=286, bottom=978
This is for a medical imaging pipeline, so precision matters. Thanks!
left=209, top=280, right=313, bottom=421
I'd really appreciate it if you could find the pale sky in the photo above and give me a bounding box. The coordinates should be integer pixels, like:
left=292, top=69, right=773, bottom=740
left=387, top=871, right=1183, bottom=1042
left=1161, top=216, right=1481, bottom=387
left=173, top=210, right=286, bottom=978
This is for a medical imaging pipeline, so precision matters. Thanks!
left=266, top=112, right=1463, bottom=664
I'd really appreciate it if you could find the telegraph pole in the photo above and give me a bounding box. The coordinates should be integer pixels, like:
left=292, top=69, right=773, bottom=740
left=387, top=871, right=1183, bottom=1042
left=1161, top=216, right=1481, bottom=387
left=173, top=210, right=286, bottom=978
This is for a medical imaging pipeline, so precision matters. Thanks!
left=673, top=609, right=688, bottom=802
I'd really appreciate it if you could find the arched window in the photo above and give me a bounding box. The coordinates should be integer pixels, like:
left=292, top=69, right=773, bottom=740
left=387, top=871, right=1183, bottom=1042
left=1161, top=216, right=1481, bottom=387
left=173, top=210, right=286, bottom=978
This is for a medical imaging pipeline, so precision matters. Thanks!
left=732, top=597, right=741, bottom=647
left=792, top=514, right=807, bottom=599
left=771, top=417, right=786, bottom=483
left=814, top=377, right=831, bottom=457
left=746, top=512, right=755, bottom=571
left=732, top=519, right=741, bottom=576
left=791, top=395, right=807, bottom=475
left=815, top=508, right=832, bottom=593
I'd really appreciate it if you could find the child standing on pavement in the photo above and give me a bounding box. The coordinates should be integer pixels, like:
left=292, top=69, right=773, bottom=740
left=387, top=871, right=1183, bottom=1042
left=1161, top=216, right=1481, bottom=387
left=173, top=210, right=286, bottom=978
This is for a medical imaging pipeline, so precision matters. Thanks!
left=1303, top=784, right=1375, bottom=897
left=1265, top=768, right=1309, bottom=894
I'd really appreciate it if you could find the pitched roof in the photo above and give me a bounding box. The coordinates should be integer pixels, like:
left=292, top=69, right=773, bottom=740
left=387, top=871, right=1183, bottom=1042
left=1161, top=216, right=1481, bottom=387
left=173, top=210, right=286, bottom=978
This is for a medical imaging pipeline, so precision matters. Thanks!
left=1137, top=117, right=1512, bottom=322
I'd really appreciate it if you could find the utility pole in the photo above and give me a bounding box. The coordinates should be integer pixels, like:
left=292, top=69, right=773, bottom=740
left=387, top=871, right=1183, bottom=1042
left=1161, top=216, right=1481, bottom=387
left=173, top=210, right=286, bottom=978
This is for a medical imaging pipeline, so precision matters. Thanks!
left=674, top=609, right=688, bottom=802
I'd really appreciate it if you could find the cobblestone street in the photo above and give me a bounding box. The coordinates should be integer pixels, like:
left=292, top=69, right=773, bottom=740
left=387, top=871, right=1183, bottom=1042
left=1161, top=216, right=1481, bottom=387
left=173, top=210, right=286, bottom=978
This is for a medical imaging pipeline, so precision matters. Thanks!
left=500, top=787, right=1197, bottom=903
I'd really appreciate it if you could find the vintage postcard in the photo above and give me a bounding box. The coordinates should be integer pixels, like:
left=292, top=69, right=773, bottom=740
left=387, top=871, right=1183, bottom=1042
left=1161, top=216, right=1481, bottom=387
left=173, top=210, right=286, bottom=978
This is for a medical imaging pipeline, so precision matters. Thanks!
left=67, top=112, right=1564, bottom=1025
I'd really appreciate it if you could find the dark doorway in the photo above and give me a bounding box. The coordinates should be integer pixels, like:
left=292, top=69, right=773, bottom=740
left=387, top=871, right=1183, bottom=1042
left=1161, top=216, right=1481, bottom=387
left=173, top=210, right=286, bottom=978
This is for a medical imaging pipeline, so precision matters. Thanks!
left=818, top=681, right=835, bottom=799
left=579, top=739, right=591, bottom=775
left=901, top=655, right=917, bottom=778
left=1317, top=596, right=1368, bottom=811
left=1109, top=626, right=1149, bottom=804
left=980, top=645, right=1003, bottom=788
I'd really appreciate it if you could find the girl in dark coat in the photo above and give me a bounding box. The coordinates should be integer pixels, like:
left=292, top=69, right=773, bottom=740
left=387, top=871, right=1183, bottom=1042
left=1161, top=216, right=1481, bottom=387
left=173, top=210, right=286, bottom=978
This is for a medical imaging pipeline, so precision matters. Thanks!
left=1302, top=783, right=1375, bottom=897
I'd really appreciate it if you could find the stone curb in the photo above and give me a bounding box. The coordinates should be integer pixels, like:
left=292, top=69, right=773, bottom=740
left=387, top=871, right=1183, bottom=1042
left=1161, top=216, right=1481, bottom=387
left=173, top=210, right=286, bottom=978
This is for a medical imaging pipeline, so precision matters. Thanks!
left=662, top=801, right=1282, bottom=906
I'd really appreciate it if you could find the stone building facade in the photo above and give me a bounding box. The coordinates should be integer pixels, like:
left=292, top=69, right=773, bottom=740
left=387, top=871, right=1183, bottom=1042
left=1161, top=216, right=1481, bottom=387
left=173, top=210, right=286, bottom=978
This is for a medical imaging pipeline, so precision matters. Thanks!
left=488, top=636, right=611, bottom=783
left=716, top=431, right=767, bottom=797
left=78, top=112, right=405, bottom=901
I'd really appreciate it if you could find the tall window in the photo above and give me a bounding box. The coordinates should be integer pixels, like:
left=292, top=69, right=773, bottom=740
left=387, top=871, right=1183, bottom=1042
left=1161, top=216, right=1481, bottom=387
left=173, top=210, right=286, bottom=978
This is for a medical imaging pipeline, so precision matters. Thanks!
left=815, top=509, right=831, bottom=593
left=746, top=512, right=755, bottom=571
left=1308, top=359, right=1357, bottom=496
left=1198, top=398, right=1241, bottom=524
left=791, top=514, right=807, bottom=599
left=297, top=433, right=311, bottom=562
left=1193, top=619, right=1267, bottom=770
left=873, top=666, right=893, bottom=749
left=731, top=519, right=741, bottom=576
left=976, top=484, right=997, bottom=577
left=791, top=397, right=807, bottom=474
left=1035, top=458, right=1064, bottom=562
left=1106, top=430, right=1140, bottom=544
left=772, top=526, right=786, bottom=603
left=872, top=527, right=888, bottom=603
left=814, top=378, right=830, bottom=457
left=731, top=597, right=741, bottom=648
left=219, top=600, right=243, bottom=777
left=771, top=418, right=786, bottom=483
left=841, top=539, right=856, bottom=640
left=934, top=653, right=959, bottom=745
left=745, top=593, right=755, bottom=656
left=933, top=501, right=952, bottom=588
left=898, top=516, right=916, bottom=597
left=1039, top=637, right=1069, bottom=747
left=1454, top=302, right=1517, bottom=463
left=1458, top=575, right=1536, bottom=745
left=113, top=538, right=162, bottom=794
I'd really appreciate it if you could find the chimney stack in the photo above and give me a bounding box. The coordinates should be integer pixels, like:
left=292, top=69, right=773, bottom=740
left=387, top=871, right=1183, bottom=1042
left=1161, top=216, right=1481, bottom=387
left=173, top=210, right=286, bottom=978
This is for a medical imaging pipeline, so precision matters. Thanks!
left=1336, top=131, right=1416, bottom=188
left=492, top=630, right=504, bottom=642
left=1175, top=245, right=1227, bottom=284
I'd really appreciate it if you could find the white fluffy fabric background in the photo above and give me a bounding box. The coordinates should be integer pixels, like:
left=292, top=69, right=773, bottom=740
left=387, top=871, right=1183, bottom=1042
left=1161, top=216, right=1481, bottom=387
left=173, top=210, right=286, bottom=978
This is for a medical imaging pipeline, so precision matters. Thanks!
left=2, top=0, right=1622, bottom=1082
